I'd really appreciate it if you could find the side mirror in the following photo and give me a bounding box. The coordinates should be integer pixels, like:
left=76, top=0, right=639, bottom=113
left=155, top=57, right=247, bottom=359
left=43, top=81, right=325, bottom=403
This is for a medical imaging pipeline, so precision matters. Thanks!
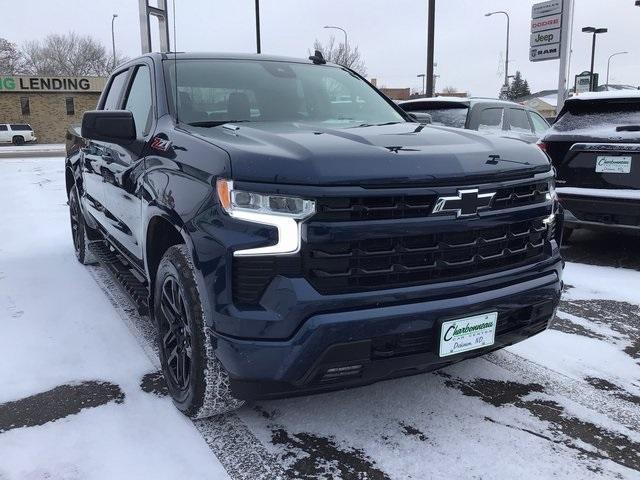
left=81, top=110, right=136, bottom=145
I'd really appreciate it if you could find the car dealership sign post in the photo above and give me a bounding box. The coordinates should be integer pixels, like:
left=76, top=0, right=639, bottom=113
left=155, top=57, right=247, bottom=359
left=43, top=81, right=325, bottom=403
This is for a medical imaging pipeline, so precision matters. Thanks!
left=530, top=0, right=575, bottom=111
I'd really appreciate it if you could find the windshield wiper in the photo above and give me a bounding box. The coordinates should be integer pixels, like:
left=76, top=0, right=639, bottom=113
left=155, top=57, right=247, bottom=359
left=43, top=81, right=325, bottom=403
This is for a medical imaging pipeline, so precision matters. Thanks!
left=352, top=121, right=406, bottom=128
left=187, top=120, right=252, bottom=128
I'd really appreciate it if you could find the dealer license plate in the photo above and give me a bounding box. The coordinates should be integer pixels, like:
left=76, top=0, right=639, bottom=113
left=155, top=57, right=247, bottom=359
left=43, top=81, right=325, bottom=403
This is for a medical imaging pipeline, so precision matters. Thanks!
left=439, top=312, right=498, bottom=357
left=595, top=156, right=632, bottom=174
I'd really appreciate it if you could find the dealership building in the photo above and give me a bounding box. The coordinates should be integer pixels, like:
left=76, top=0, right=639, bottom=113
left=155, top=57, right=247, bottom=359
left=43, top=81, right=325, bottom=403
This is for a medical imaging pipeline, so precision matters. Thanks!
left=0, top=75, right=107, bottom=143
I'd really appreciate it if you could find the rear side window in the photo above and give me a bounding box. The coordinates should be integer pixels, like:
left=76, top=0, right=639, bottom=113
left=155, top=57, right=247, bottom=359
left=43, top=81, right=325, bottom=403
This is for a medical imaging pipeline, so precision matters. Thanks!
left=554, top=101, right=640, bottom=134
left=124, top=65, right=153, bottom=137
left=508, top=108, right=533, bottom=134
left=0, top=125, right=8, bottom=131
left=102, top=70, right=129, bottom=110
left=477, top=108, right=504, bottom=132
left=10, top=124, right=32, bottom=131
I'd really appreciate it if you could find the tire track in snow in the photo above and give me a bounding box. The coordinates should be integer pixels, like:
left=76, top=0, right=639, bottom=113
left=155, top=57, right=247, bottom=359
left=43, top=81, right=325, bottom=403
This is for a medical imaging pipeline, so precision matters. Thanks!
left=86, top=265, right=288, bottom=480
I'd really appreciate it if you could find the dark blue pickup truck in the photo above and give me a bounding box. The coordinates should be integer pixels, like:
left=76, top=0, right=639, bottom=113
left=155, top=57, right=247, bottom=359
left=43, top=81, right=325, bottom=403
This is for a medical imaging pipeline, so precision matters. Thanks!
left=65, top=52, right=563, bottom=418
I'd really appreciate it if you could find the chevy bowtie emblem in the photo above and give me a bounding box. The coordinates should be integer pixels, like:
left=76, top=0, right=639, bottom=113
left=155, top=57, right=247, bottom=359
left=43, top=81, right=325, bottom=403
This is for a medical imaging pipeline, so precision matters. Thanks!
left=432, top=189, right=496, bottom=217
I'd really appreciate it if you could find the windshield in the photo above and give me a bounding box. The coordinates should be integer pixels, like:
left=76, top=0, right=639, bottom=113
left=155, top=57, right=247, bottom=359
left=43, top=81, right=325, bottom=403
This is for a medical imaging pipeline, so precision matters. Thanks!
left=164, top=59, right=406, bottom=128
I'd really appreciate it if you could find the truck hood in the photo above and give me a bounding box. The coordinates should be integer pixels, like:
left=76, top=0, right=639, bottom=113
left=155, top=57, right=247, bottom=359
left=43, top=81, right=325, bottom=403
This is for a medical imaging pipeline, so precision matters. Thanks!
left=187, top=122, right=551, bottom=186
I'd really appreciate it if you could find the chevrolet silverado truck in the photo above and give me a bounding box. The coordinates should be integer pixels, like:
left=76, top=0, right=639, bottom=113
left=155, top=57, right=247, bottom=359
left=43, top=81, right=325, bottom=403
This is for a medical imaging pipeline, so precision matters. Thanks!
left=540, top=91, right=640, bottom=239
left=65, top=52, right=563, bottom=418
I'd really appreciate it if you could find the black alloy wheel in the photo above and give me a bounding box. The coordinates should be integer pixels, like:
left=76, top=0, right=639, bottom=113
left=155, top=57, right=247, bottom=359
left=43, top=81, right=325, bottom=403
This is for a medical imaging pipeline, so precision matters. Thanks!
left=69, top=191, right=82, bottom=257
left=158, top=275, right=193, bottom=394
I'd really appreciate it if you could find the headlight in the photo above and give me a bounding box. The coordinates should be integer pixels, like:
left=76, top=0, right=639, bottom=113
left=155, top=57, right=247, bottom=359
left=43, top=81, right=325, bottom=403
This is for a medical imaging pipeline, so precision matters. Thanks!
left=216, top=179, right=315, bottom=256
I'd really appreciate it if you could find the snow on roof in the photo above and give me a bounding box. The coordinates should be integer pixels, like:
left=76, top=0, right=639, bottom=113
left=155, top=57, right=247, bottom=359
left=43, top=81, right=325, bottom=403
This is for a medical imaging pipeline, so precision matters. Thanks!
left=537, top=94, right=558, bottom=107
left=568, top=90, right=640, bottom=101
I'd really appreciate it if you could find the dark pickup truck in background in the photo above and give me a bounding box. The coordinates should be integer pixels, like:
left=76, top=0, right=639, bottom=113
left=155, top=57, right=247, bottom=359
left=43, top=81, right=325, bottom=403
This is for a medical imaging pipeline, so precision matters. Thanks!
left=65, top=52, right=563, bottom=418
left=541, top=91, right=640, bottom=239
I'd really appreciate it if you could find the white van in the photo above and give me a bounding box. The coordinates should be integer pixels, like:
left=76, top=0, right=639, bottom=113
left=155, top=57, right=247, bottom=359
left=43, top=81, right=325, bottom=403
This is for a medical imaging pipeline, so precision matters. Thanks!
left=0, top=124, right=37, bottom=145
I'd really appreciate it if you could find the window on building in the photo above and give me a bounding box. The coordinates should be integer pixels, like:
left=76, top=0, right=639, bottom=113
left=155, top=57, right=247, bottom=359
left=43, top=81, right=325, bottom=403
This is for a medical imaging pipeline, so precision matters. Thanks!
left=66, top=97, right=75, bottom=116
left=124, top=65, right=153, bottom=137
left=20, top=97, right=30, bottom=116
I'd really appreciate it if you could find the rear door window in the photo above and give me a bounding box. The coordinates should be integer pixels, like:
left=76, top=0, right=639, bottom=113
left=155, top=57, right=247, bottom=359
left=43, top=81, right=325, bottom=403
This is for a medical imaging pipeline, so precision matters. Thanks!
left=0, top=125, right=7, bottom=131
left=102, top=70, right=129, bottom=110
left=508, top=108, right=534, bottom=134
left=477, top=108, right=504, bottom=132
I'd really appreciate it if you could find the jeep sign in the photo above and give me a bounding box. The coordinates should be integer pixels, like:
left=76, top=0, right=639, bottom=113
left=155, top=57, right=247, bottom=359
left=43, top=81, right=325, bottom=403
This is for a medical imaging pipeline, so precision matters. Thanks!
left=530, top=28, right=561, bottom=47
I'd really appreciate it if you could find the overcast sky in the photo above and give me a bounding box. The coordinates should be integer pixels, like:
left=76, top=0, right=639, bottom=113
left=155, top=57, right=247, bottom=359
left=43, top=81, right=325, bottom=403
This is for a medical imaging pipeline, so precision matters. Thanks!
left=3, top=0, right=639, bottom=96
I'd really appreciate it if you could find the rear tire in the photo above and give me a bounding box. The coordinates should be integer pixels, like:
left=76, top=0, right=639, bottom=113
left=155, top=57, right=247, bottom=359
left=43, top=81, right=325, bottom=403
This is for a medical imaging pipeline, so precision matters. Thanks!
left=154, top=245, right=244, bottom=418
left=69, top=185, right=97, bottom=265
left=12, top=136, right=24, bottom=146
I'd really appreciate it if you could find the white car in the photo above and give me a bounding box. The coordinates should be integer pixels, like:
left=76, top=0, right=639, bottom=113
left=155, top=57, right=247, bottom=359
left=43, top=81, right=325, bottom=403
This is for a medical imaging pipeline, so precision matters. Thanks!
left=0, top=124, right=37, bottom=145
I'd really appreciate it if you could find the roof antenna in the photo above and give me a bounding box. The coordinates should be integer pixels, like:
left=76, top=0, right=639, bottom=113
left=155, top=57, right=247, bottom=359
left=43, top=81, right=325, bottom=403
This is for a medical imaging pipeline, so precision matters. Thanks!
left=173, top=0, right=179, bottom=124
left=309, top=49, right=326, bottom=65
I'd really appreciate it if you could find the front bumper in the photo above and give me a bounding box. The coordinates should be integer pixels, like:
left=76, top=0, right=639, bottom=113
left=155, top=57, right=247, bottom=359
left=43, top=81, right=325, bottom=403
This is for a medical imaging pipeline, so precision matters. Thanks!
left=214, top=258, right=562, bottom=400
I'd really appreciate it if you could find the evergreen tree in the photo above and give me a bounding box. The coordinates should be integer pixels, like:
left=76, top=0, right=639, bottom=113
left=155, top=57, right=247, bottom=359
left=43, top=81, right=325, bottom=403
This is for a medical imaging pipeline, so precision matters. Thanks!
left=502, top=71, right=532, bottom=100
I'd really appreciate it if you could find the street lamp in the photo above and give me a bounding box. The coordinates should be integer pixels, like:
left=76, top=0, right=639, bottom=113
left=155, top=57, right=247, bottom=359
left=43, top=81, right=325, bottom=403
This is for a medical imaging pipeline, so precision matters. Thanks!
left=582, top=26, right=608, bottom=91
left=606, top=51, right=628, bottom=88
left=255, top=0, right=261, bottom=54
left=417, top=74, right=426, bottom=95
left=485, top=11, right=510, bottom=91
left=111, top=14, right=118, bottom=70
left=324, top=25, right=348, bottom=61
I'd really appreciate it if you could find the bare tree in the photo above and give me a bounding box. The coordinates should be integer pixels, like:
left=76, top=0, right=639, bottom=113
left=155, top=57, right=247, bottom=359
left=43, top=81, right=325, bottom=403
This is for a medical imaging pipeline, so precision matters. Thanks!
left=21, top=32, right=127, bottom=77
left=0, top=38, right=24, bottom=74
left=441, top=86, right=459, bottom=95
left=311, top=36, right=367, bottom=76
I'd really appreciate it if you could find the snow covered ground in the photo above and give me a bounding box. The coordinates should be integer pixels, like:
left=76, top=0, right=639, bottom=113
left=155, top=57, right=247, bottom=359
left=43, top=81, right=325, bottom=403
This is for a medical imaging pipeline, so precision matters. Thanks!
left=1, top=156, right=639, bottom=480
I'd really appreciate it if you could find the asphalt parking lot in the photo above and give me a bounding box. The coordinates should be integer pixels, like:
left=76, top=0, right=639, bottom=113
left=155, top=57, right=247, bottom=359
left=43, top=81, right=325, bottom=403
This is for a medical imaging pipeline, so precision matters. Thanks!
left=1, top=157, right=639, bottom=480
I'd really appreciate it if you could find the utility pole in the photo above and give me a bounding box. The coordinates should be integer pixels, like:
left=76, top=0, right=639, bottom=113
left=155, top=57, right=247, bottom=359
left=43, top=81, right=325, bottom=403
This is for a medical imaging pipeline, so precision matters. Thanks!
left=426, top=0, right=435, bottom=97
left=582, top=26, right=608, bottom=91
left=255, top=0, right=261, bottom=53
left=111, top=14, right=118, bottom=70
left=557, top=0, right=574, bottom=111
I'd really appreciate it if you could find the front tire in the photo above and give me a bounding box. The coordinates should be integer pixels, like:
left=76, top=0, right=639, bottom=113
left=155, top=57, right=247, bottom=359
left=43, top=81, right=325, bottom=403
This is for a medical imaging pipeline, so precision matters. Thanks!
left=154, top=245, right=244, bottom=418
left=69, top=185, right=97, bottom=265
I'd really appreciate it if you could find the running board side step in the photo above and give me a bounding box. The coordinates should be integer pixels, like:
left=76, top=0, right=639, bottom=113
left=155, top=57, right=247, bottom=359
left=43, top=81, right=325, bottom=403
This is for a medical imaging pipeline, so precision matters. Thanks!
left=90, top=241, right=150, bottom=315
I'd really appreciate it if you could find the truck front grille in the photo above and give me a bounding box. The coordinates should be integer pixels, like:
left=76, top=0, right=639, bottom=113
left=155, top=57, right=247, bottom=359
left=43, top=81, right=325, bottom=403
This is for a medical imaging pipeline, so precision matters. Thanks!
left=302, top=219, right=547, bottom=295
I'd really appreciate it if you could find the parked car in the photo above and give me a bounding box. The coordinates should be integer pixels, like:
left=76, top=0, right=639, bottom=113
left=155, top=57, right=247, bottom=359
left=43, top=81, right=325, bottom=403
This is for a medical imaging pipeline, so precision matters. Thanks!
left=541, top=91, right=640, bottom=239
left=398, top=97, right=551, bottom=143
left=0, top=123, right=37, bottom=145
left=66, top=52, right=563, bottom=418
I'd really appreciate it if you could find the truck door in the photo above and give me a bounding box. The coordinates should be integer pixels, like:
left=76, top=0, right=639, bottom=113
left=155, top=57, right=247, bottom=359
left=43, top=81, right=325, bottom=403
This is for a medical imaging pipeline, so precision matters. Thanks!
left=81, top=68, right=130, bottom=231
left=99, top=63, right=154, bottom=267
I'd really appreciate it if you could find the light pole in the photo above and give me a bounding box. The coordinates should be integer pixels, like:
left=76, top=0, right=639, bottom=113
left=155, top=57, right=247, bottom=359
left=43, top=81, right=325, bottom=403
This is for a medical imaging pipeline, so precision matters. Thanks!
left=417, top=74, right=426, bottom=95
left=324, top=25, right=348, bottom=62
left=111, top=14, right=118, bottom=70
left=582, top=27, right=608, bottom=91
left=426, top=0, right=435, bottom=97
left=606, top=51, right=628, bottom=88
left=485, top=11, right=510, bottom=92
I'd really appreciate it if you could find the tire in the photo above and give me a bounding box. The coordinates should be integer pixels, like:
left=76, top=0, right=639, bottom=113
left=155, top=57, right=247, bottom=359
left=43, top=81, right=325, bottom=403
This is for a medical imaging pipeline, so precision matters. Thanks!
left=154, top=245, right=244, bottom=418
left=562, top=227, right=574, bottom=242
left=68, top=185, right=97, bottom=265
left=12, top=136, right=24, bottom=146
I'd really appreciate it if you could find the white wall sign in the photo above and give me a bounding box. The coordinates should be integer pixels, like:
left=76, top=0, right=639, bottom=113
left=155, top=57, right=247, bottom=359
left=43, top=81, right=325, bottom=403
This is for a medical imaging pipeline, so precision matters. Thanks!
left=531, top=13, right=562, bottom=33
left=530, top=43, right=561, bottom=62
left=530, top=28, right=561, bottom=47
left=532, top=0, right=563, bottom=19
